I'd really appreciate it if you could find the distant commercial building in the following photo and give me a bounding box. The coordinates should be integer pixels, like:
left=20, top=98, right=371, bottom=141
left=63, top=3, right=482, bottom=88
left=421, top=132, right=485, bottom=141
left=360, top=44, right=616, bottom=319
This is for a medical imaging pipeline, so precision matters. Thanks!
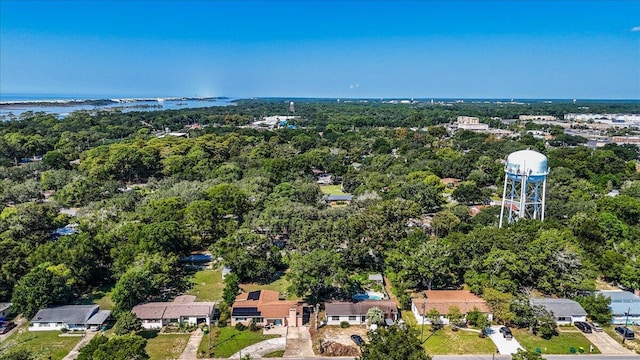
left=519, top=115, right=557, bottom=121
left=456, top=116, right=489, bottom=132
left=565, top=113, right=640, bottom=122
left=612, top=136, right=640, bottom=145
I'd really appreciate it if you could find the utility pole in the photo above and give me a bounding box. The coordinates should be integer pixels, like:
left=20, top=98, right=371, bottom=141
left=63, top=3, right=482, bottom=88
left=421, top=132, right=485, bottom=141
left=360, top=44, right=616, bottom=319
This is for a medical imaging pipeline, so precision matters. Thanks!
left=622, top=307, right=630, bottom=344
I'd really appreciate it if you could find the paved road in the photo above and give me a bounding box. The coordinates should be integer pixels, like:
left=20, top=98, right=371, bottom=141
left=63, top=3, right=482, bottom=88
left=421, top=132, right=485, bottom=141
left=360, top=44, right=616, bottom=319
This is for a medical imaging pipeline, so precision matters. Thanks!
left=220, top=356, right=640, bottom=360
left=487, top=325, right=523, bottom=355
left=583, top=330, right=633, bottom=354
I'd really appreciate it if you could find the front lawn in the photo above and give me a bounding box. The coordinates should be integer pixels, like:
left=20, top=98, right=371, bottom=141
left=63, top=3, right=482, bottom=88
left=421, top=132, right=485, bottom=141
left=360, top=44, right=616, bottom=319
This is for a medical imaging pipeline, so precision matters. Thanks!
left=188, top=268, right=224, bottom=301
left=513, top=328, right=600, bottom=354
left=197, top=327, right=279, bottom=358
left=419, top=326, right=496, bottom=355
left=145, top=333, right=190, bottom=360
left=0, top=325, right=81, bottom=360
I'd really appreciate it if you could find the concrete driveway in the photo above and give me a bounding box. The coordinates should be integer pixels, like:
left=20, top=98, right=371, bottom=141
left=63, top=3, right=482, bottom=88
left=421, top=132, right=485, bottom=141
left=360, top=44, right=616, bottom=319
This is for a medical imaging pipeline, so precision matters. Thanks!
left=284, top=326, right=314, bottom=357
left=487, top=326, right=523, bottom=355
left=582, top=330, right=633, bottom=354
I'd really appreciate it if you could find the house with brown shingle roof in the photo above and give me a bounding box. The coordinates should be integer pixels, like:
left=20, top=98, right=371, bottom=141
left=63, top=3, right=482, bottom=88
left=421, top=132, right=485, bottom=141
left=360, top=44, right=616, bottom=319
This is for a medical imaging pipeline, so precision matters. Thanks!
left=132, top=295, right=216, bottom=329
left=231, top=290, right=306, bottom=327
left=412, top=290, right=492, bottom=325
left=325, top=300, right=398, bottom=326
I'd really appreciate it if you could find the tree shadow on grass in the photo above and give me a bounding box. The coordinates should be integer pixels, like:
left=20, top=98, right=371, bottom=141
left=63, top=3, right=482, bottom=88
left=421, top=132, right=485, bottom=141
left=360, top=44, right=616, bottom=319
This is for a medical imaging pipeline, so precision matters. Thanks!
left=138, top=330, right=159, bottom=339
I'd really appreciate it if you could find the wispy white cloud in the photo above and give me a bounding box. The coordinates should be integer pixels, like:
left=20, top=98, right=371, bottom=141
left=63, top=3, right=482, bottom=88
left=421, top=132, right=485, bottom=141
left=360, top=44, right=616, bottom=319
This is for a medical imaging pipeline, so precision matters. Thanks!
left=631, top=26, right=640, bottom=32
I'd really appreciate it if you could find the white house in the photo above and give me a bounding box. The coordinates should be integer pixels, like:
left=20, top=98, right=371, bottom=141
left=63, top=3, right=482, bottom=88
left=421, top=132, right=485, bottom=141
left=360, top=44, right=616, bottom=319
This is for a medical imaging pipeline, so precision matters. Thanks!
left=132, top=295, right=216, bottom=329
left=30, top=305, right=110, bottom=331
left=530, top=298, right=587, bottom=325
left=597, top=290, right=640, bottom=325
left=325, top=300, right=398, bottom=326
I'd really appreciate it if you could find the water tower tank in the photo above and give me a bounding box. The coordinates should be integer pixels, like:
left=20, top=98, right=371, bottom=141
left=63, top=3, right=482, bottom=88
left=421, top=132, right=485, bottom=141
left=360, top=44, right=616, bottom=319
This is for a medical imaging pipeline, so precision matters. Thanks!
left=505, top=150, right=548, bottom=179
left=499, top=149, right=549, bottom=227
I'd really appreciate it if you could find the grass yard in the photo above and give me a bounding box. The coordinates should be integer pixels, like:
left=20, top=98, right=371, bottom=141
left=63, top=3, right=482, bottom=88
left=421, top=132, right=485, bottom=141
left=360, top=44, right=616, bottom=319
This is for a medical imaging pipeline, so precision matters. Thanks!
left=145, top=333, right=191, bottom=360
left=0, top=325, right=81, bottom=360
left=320, top=185, right=345, bottom=195
left=197, top=327, right=279, bottom=358
left=76, top=285, right=115, bottom=310
left=420, top=326, right=496, bottom=355
left=513, top=329, right=600, bottom=354
left=188, top=268, right=224, bottom=301
left=240, top=275, right=298, bottom=300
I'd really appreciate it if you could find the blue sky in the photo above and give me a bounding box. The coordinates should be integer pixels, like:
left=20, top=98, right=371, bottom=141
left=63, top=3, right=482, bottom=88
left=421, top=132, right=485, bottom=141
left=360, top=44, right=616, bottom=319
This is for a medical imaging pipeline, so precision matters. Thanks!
left=1, top=0, right=639, bottom=99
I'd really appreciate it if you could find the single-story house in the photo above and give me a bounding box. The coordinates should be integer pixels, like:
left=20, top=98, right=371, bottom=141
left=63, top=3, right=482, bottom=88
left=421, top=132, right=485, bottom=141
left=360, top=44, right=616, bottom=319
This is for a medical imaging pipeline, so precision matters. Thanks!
left=530, top=298, right=587, bottom=325
left=596, top=290, right=640, bottom=325
left=30, top=305, right=111, bottom=331
left=132, top=295, right=216, bottom=329
left=325, top=300, right=398, bottom=326
left=412, top=290, right=493, bottom=325
left=324, top=194, right=353, bottom=205
left=0, top=303, right=12, bottom=319
left=231, top=290, right=305, bottom=327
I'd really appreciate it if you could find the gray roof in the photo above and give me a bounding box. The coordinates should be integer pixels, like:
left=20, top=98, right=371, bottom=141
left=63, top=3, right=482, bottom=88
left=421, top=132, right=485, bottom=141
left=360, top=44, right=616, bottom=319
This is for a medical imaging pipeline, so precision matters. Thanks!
left=325, top=194, right=353, bottom=201
left=530, top=298, right=587, bottom=318
left=86, top=310, right=111, bottom=325
left=368, top=274, right=384, bottom=282
left=597, top=290, right=640, bottom=303
left=31, top=305, right=100, bottom=324
left=0, top=303, right=11, bottom=312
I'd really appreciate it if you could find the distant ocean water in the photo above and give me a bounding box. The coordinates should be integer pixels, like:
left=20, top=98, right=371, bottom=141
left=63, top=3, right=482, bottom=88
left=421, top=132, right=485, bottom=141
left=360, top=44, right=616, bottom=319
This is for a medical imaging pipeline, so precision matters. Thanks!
left=0, top=93, right=235, bottom=118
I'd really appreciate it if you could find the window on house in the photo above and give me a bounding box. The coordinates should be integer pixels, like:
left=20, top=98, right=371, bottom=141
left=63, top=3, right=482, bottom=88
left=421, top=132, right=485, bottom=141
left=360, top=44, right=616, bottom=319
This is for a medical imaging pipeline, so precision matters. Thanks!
left=331, top=316, right=340, bottom=321
left=348, top=316, right=357, bottom=321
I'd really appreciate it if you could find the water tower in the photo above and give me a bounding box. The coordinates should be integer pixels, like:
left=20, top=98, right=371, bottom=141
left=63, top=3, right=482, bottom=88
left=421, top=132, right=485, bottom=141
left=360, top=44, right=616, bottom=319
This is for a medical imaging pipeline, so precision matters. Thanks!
left=499, top=149, right=549, bottom=228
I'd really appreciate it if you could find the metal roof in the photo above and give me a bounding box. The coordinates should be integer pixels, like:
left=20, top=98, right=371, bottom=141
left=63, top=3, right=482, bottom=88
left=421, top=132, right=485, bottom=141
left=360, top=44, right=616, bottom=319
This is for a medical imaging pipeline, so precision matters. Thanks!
left=86, top=310, right=111, bottom=325
left=597, top=290, right=640, bottom=302
left=530, top=298, right=587, bottom=318
left=31, top=305, right=99, bottom=324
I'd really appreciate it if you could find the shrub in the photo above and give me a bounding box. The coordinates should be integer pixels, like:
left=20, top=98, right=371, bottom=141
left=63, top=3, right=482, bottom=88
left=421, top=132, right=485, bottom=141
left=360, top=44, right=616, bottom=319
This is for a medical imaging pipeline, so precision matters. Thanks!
left=340, top=321, right=350, bottom=328
left=235, top=322, right=247, bottom=331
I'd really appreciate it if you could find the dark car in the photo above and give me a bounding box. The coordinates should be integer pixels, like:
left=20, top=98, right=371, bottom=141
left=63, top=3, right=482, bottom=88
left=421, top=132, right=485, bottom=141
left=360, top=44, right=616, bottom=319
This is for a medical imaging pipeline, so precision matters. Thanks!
left=351, top=334, right=364, bottom=346
left=0, top=322, right=16, bottom=335
left=500, top=326, right=513, bottom=339
left=575, top=321, right=592, bottom=333
left=615, top=326, right=635, bottom=340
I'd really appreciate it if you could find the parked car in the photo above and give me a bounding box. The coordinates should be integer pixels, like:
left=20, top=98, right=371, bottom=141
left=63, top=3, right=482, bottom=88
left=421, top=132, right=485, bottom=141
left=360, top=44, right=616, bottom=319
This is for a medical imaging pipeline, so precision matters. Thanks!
left=0, top=322, right=16, bottom=335
left=575, top=321, right=592, bottom=333
left=588, top=322, right=603, bottom=332
left=615, top=326, right=635, bottom=340
left=351, top=334, right=364, bottom=346
left=500, top=326, right=513, bottom=339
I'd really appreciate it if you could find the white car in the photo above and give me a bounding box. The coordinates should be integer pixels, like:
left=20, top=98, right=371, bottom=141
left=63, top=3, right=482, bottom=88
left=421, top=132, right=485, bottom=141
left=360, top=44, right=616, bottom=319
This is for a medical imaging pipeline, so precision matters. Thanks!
left=588, top=322, right=602, bottom=332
